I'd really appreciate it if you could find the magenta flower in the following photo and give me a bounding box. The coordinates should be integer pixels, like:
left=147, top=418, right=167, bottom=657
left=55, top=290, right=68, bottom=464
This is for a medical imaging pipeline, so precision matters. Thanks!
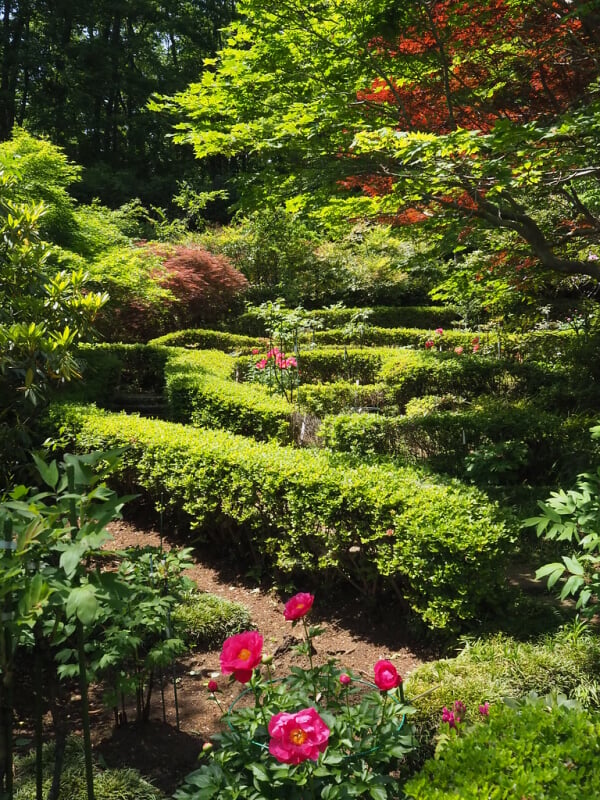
left=479, top=702, right=490, bottom=717
left=472, top=343, right=480, bottom=353
left=339, top=673, right=351, bottom=686
left=256, top=359, right=267, bottom=369
left=207, top=679, right=219, bottom=693
left=453, top=700, right=466, bottom=722
left=435, top=327, right=444, bottom=335
left=286, top=357, right=297, bottom=368
left=268, top=708, right=330, bottom=764
left=441, top=706, right=456, bottom=728
left=374, top=660, right=401, bottom=691
left=220, top=631, right=263, bottom=683
left=283, top=592, right=314, bottom=621
left=425, top=339, right=434, bottom=349
left=251, top=348, right=260, bottom=355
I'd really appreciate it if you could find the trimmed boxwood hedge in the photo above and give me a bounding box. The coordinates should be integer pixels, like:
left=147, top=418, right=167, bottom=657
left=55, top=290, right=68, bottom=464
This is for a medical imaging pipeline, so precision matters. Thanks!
left=403, top=701, right=600, bottom=800
left=318, top=401, right=599, bottom=485
left=150, top=329, right=265, bottom=351
left=164, top=349, right=292, bottom=443
left=229, top=306, right=460, bottom=336
left=48, top=403, right=513, bottom=630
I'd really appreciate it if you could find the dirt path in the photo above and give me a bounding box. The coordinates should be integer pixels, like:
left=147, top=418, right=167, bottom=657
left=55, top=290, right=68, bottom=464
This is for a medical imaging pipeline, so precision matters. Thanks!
left=94, top=520, right=429, bottom=794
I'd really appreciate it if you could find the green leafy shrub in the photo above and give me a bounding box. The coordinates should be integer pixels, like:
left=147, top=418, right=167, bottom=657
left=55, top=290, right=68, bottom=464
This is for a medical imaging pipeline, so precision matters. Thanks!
left=403, top=700, right=600, bottom=800
left=150, top=328, right=265, bottom=351
left=201, top=209, right=331, bottom=305
left=47, top=403, right=512, bottom=629
left=319, top=402, right=598, bottom=486
left=171, top=589, right=252, bottom=648
left=296, top=382, right=388, bottom=417
left=230, top=306, right=460, bottom=336
left=238, top=347, right=384, bottom=387
left=164, top=349, right=292, bottom=443
left=64, top=344, right=168, bottom=405
left=14, top=736, right=163, bottom=800
left=529, top=426, right=600, bottom=616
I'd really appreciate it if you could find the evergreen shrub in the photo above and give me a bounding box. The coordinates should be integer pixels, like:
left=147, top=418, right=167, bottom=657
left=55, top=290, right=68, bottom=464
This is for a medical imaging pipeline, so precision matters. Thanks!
left=403, top=700, right=600, bottom=800
left=48, top=404, right=512, bottom=629
left=164, top=349, right=292, bottom=442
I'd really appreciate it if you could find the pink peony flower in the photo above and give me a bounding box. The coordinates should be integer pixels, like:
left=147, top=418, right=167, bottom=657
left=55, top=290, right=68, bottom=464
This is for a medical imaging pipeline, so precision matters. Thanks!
left=435, top=328, right=444, bottom=335
left=283, top=592, right=314, bottom=621
left=286, top=357, right=297, bottom=368
left=220, top=631, right=263, bottom=683
left=256, top=359, right=267, bottom=369
left=339, top=673, right=351, bottom=686
left=374, top=659, right=401, bottom=691
left=442, top=706, right=456, bottom=728
left=251, top=348, right=260, bottom=355
left=207, top=679, right=219, bottom=693
left=454, top=346, right=464, bottom=355
left=385, top=528, right=394, bottom=537
left=268, top=707, right=330, bottom=764
left=479, top=702, right=490, bottom=717
left=472, top=343, right=480, bottom=353
left=425, top=339, right=434, bottom=349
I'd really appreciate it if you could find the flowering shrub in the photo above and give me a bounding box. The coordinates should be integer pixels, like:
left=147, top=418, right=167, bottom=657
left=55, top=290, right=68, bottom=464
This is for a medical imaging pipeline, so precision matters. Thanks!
left=252, top=345, right=300, bottom=401
left=175, top=595, right=415, bottom=799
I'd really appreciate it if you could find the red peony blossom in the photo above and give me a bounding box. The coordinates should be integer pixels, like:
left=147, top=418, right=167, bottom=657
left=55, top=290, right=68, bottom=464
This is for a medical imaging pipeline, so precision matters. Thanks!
left=251, top=348, right=260, bottom=355
left=283, top=592, right=315, bottom=621
left=207, top=679, right=219, bottom=693
left=374, top=659, right=402, bottom=691
left=339, top=673, right=351, bottom=686
left=220, top=631, right=263, bottom=683
left=425, top=339, right=434, bottom=349
left=268, top=707, right=330, bottom=764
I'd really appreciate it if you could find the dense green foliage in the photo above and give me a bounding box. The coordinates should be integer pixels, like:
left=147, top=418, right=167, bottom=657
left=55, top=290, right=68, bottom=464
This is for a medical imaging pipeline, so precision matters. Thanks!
left=47, top=402, right=512, bottom=629
left=404, top=700, right=600, bottom=800
left=164, top=349, right=292, bottom=442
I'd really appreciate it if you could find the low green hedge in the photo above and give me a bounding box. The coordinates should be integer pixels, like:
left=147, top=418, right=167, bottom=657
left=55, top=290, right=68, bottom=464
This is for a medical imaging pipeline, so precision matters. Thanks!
left=63, top=344, right=168, bottom=404
left=48, top=403, right=512, bottom=629
left=403, top=701, right=600, bottom=799
left=229, top=306, right=460, bottom=336
left=296, top=382, right=389, bottom=416
left=318, top=401, right=599, bottom=485
left=235, top=347, right=386, bottom=386
left=150, top=329, right=265, bottom=351
left=164, top=349, right=292, bottom=443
